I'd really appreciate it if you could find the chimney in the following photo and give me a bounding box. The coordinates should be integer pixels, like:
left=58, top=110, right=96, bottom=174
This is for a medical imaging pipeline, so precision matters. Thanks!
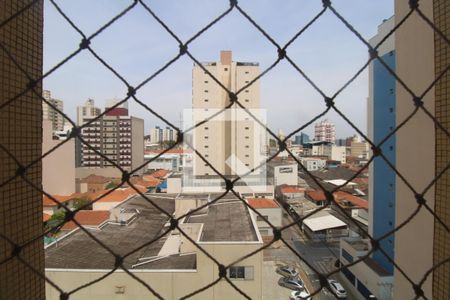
left=220, top=50, right=232, bottom=65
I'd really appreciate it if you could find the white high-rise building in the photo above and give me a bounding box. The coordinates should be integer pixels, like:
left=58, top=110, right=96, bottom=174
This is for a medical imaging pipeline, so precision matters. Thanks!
left=192, top=51, right=261, bottom=176
left=314, top=119, right=336, bottom=143
left=149, top=126, right=162, bottom=144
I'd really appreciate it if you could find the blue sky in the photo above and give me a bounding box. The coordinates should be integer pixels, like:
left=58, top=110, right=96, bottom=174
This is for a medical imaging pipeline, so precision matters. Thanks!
left=43, top=0, right=394, bottom=138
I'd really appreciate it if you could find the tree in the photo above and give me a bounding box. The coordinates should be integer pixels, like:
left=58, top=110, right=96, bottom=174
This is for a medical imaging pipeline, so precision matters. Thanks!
left=73, top=197, right=92, bottom=210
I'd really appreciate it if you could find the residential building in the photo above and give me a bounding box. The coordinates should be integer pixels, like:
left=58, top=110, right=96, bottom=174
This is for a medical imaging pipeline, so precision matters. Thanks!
left=294, top=132, right=310, bottom=145
left=247, top=198, right=282, bottom=237
left=277, top=185, right=305, bottom=201
left=314, top=119, right=336, bottom=143
left=76, top=99, right=101, bottom=167
left=163, top=126, right=178, bottom=142
left=192, top=50, right=262, bottom=176
left=350, top=135, right=370, bottom=159
left=267, top=160, right=298, bottom=186
left=42, top=120, right=75, bottom=195
left=303, top=141, right=346, bottom=163
left=149, top=126, right=163, bottom=144
left=42, top=90, right=65, bottom=131
left=45, top=194, right=263, bottom=299
left=76, top=98, right=101, bottom=125
left=367, top=16, right=396, bottom=275
left=299, top=157, right=326, bottom=171
left=80, top=102, right=144, bottom=172
left=393, top=1, right=448, bottom=298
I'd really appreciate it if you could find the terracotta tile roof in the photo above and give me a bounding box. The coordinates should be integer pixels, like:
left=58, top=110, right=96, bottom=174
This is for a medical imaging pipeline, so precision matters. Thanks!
left=150, top=169, right=169, bottom=178
left=132, top=176, right=160, bottom=188
left=280, top=185, right=305, bottom=194
left=43, top=213, right=51, bottom=222
left=247, top=198, right=279, bottom=209
left=334, top=191, right=368, bottom=209
left=93, top=186, right=146, bottom=203
left=305, top=190, right=327, bottom=202
left=42, top=193, right=83, bottom=207
left=80, top=174, right=110, bottom=184
left=304, top=190, right=368, bottom=209
left=61, top=210, right=110, bottom=230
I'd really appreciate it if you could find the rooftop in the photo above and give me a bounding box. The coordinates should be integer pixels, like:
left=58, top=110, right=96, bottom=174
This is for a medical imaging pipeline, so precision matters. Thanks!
left=185, top=197, right=259, bottom=242
left=247, top=198, right=279, bottom=209
left=45, top=195, right=196, bottom=270
left=303, top=213, right=347, bottom=232
left=80, top=174, right=110, bottom=184
left=61, top=210, right=110, bottom=231
left=281, top=185, right=305, bottom=194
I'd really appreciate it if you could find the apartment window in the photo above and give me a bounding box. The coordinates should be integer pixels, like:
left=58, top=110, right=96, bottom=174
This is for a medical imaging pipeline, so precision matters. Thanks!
left=224, top=67, right=228, bottom=71
left=245, top=145, right=249, bottom=148
left=205, top=127, right=209, bottom=130
left=245, top=71, right=249, bottom=74
left=228, top=266, right=254, bottom=280
left=245, top=99, right=249, bottom=102
left=205, top=154, right=209, bottom=158
left=204, top=90, right=208, bottom=93
left=245, top=136, right=249, bottom=139
left=245, top=89, right=249, bottom=93
left=245, top=154, right=249, bottom=157
left=245, top=127, right=249, bottom=130
left=204, top=136, right=208, bottom=139
left=245, top=163, right=249, bottom=167
left=204, top=80, right=208, bottom=83
left=245, top=80, right=249, bottom=83
left=204, top=99, right=209, bottom=102
left=204, top=145, right=209, bottom=148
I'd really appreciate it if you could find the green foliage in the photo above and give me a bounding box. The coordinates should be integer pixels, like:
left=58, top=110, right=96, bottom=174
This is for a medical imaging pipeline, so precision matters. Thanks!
left=73, top=197, right=92, bottom=210
left=105, top=182, right=117, bottom=189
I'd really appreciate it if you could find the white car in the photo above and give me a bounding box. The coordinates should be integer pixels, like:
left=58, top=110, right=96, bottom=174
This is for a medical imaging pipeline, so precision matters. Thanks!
left=290, top=289, right=311, bottom=300
left=327, top=279, right=347, bottom=298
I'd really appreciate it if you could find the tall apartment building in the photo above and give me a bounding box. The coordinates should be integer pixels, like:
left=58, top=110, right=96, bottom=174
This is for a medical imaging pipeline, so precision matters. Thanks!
left=394, top=1, right=449, bottom=298
left=76, top=98, right=101, bottom=125
left=42, top=89, right=65, bottom=131
left=76, top=99, right=101, bottom=167
left=192, top=50, right=261, bottom=176
left=163, top=126, right=177, bottom=142
left=80, top=102, right=144, bottom=172
left=314, top=119, right=336, bottom=143
left=149, top=126, right=162, bottom=144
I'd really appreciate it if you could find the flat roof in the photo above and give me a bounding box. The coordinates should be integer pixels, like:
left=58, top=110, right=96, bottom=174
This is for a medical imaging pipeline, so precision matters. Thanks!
left=185, top=197, right=259, bottom=242
left=303, top=214, right=347, bottom=232
left=324, top=179, right=357, bottom=187
left=45, top=194, right=196, bottom=270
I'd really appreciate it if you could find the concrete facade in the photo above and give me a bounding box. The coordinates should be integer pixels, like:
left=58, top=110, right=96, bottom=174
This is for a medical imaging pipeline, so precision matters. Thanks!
left=192, top=51, right=261, bottom=176
left=368, top=16, right=396, bottom=275
left=43, top=90, right=65, bottom=131
left=42, top=120, right=76, bottom=195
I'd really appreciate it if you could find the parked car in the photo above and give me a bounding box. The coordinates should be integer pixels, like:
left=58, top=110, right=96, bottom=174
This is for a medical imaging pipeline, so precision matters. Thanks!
left=278, top=277, right=304, bottom=290
left=276, top=265, right=299, bottom=278
left=290, top=290, right=311, bottom=300
left=327, top=279, right=347, bottom=298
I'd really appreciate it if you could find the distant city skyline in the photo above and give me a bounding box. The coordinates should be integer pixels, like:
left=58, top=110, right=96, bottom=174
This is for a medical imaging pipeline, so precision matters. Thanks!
left=43, top=0, right=393, bottom=138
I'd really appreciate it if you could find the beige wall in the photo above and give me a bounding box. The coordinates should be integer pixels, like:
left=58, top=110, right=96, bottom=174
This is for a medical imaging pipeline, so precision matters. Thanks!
left=45, top=243, right=263, bottom=300
left=42, top=120, right=75, bottom=195
left=394, top=1, right=435, bottom=298
left=131, top=116, right=144, bottom=174
left=192, top=51, right=261, bottom=176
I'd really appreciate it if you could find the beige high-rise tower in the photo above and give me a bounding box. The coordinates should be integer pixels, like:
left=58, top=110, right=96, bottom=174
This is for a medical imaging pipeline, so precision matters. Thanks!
left=192, top=51, right=261, bottom=177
